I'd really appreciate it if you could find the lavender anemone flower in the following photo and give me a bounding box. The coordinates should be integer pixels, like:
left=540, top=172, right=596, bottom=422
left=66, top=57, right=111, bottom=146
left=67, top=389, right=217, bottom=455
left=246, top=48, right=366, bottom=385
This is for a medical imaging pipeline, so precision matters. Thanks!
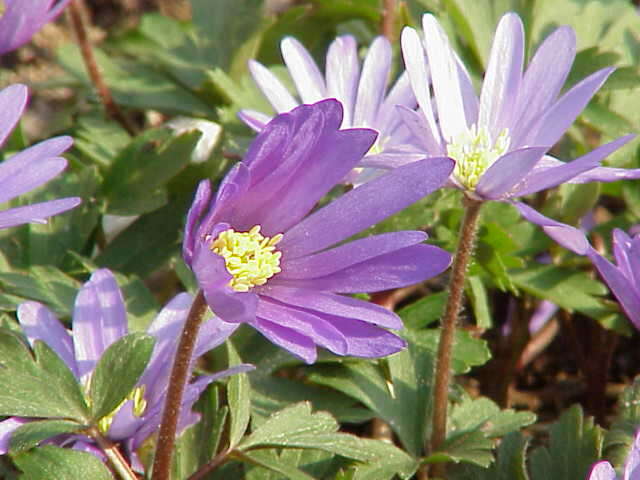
left=184, top=99, right=454, bottom=363
left=585, top=228, right=640, bottom=330
left=239, top=35, right=419, bottom=183
left=395, top=12, right=640, bottom=253
left=0, top=0, right=71, bottom=55
left=587, top=430, right=640, bottom=479
left=0, top=84, right=80, bottom=228
left=0, top=269, right=251, bottom=464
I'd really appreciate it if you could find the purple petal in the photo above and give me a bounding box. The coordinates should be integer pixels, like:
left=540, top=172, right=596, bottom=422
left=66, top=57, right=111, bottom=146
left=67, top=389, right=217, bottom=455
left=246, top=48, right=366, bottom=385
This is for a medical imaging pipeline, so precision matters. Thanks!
left=422, top=14, right=470, bottom=141
left=279, top=230, right=428, bottom=279
left=0, top=197, right=80, bottom=230
left=17, top=301, right=78, bottom=377
left=588, top=462, right=617, bottom=480
left=259, top=285, right=402, bottom=329
left=529, top=300, right=558, bottom=335
left=257, top=298, right=349, bottom=355
left=511, top=26, right=576, bottom=148
left=2, top=136, right=74, bottom=169
left=192, top=239, right=259, bottom=324
left=0, top=157, right=67, bottom=204
left=509, top=135, right=635, bottom=197
left=250, top=317, right=317, bottom=363
left=108, top=400, right=139, bottom=441
left=322, top=316, right=406, bottom=358
left=237, top=109, right=271, bottom=132
left=354, top=36, right=392, bottom=128
left=478, top=13, right=524, bottom=134
left=248, top=59, right=298, bottom=113
left=400, top=27, right=442, bottom=146
left=396, top=104, right=443, bottom=155
left=625, top=432, right=640, bottom=480
left=72, top=269, right=128, bottom=382
left=612, top=228, right=633, bottom=281
left=527, top=68, right=614, bottom=147
left=0, top=418, right=29, bottom=455
left=0, top=84, right=27, bottom=146
left=183, top=179, right=213, bottom=265
left=375, top=71, right=418, bottom=134
left=476, top=147, right=548, bottom=199
left=272, top=244, right=451, bottom=293
left=281, top=37, right=326, bottom=104
left=512, top=201, right=590, bottom=255
left=280, top=156, right=454, bottom=258
left=325, top=36, right=360, bottom=126
left=588, top=248, right=640, bottom=330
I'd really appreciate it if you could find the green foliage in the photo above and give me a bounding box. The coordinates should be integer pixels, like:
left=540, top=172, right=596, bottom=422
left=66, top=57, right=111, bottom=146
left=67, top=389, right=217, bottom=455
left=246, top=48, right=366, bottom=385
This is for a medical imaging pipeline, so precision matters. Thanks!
left=88, top=333, right=155, bottom=421
left=227, top=341, right=252, bottom=448
left=529, top=405, right=603, bottom=480
left=604, top=377, right=640, bottom=468
left=9, top=420, right=86, bottom=454
left=12, top=446, right=113, bottom=480
left=0, top=329, right=88, bottom=421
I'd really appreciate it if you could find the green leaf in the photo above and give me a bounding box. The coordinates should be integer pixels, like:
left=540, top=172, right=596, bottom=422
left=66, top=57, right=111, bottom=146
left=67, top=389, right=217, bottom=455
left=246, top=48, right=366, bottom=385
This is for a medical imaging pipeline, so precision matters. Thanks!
left=239, top=450, right=315, bottom=480
left=449, top=432, right=530, bottom=480
left=428, top=430, right=494, bottom=468
left=398, top=292, right=447, bottom=329
left=227, top=341, right=252, bottom=448
left=0, top=330, right=88, bottom=421
left=239, top=402, right=417, bottom=479
left=529, top=405, right=603, bottom=480
left=102, top=129, right=201, bottom=215
left=9, top=420, right=85, bottom=454
left=89, top=333, right=155, bottom=421
left=12, top=446, right=112, bottom=480
left=450, top=397, right=536, bottom=439
left=0, top=266, right=81, bottom=317
left=467, top=276, right=493, bottom=328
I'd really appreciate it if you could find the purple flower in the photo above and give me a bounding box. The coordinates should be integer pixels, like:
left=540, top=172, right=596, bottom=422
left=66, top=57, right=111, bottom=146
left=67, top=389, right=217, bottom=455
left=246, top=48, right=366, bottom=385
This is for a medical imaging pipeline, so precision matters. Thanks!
left=0, top=269, right=251, bottom=461
left=396, top=13, right=639, bottom=251
left=586, top=228, right=640, bottom=330
left=239, top=35, right=419, bottom=183
left=0, top=84, right=80, bottom=228
left=588, top=430, right=640, bottom=479
left=0, top=0, right=71, bottom=55
left=184, top=99, right=454, bottom=363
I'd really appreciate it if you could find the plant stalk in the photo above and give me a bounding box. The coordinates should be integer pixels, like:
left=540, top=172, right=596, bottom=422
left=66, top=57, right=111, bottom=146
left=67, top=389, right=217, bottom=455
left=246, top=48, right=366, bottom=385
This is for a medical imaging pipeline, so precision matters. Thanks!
left=429, top=197, right=483, bottom=466
left=67, top=0, right=136, bottom=135
left=152, top=290, right=208, bottom=480
left=380, top=0, right=396, bottom=41
left=187, top=447, right=233, bottom=480
left=89, top=427, right=138, bottom=480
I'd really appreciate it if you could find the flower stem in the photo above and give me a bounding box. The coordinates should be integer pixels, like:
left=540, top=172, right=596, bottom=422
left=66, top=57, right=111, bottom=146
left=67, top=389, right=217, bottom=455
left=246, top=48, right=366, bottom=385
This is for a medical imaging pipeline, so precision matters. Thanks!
left=429, top=197, right=483, bottom=463
left=89, top=427, right=138, bottom=480
left=152, top=290, right=208, bottom=480
left=380, top=0, right=396, bottom=41
left=67, top=0, right=137, bottom=136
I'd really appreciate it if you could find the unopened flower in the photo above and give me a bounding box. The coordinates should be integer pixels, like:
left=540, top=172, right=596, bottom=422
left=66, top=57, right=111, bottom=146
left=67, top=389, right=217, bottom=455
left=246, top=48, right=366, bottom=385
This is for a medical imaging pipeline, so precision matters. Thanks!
left=0, top=0, right=71, bottom=55
left=588, top=430, right=640, bottom=479
left=0, top=269, right=251, bottom=461
left=398, top=13, right=639, bottom=251
left=0, top=84, right=80, bottom=228
left=240, top=35, right=420, bottom=183
left=184, top=99, right=454, bottom=363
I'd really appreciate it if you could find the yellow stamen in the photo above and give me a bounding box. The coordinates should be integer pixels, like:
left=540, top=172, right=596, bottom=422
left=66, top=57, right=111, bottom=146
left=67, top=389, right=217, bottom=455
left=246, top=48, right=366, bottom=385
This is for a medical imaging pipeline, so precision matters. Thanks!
left=210, top=225, right=283, bottom=292
left=447, top=125, right=511, bottom=191
left=97, top=385, right=148, bottom=434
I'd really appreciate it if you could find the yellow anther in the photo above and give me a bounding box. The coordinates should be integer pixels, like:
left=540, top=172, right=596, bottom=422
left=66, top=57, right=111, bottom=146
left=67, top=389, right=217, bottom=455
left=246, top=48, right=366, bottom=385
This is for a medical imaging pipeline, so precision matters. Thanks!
left=447, top=125, right=510, bottom=191
left=96, top=386, right=148, bottom=434
left=210, top=225, right=283, bottom=292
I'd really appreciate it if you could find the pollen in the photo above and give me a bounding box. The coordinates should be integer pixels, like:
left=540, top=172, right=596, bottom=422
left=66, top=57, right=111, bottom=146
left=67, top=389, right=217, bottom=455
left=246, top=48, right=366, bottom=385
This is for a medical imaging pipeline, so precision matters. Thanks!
left=97, top=385, right=148, bottom=434
left=447, top=125, right=510, bottom=191
left=210, top=225, right=283, bottom=292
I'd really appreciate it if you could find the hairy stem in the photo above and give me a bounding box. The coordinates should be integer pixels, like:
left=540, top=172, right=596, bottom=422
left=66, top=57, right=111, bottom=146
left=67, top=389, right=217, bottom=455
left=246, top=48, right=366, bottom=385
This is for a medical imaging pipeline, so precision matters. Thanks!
left=429, top=197, right=483, bottom=468
left=89, top=427, right=138, bottom=480
left=67, top=0, right=136, bottom=135
left=380, top=0, right=396, bottom=41
left=152, top=291, right=208, bottom=480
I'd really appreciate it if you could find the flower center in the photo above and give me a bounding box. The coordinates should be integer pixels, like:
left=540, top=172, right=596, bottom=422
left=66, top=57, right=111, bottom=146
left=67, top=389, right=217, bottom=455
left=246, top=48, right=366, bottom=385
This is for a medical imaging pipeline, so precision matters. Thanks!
left=210, top=225, right=283, bottom=292
left=97, top=385, right=147, bottom=434
left=447, top=125, right=510, bottom=190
